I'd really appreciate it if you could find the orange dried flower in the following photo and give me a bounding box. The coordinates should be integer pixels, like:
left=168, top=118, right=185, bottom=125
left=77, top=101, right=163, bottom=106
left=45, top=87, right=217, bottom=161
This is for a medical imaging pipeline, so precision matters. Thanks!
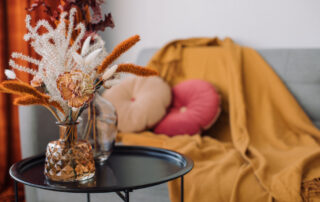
left=116, top=64, right=158, bottom=76
left=97, top=35, right=140, bottom=74
left=56, top=70, right=94, bottom=108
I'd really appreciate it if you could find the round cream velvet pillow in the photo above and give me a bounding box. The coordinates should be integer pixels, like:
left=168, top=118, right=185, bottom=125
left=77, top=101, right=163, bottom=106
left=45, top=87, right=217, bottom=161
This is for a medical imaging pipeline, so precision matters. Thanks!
left=102, top=76, right=171, bottom=133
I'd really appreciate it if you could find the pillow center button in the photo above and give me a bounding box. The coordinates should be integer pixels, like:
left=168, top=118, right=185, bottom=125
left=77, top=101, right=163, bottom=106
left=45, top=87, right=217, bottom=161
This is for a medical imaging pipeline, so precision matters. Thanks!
left=180, top=106, right=187, bottom=113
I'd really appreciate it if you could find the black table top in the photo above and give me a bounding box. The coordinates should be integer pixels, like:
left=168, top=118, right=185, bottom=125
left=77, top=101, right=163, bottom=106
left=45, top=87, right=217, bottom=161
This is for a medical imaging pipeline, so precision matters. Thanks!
left=9, top=145, right=193, bottom=193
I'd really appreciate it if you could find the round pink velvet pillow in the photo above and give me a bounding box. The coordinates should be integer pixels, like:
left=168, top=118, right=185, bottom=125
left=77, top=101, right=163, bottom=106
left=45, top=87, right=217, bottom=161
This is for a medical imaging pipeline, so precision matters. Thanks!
left=154, top=79, right=221, bottom=136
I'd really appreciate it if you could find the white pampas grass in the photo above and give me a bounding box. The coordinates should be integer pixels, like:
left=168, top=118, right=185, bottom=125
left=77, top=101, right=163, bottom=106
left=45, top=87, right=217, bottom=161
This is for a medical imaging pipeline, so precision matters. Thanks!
left=8, top=7, right=100, bottom=113
left=6, top=8, right=115, bottom=113
left=9, top=60, right=37, bottom=75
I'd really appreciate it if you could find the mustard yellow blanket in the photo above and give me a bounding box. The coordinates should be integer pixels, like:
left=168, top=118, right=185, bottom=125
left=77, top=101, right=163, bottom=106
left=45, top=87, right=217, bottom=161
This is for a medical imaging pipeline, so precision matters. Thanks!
left=118, top=38, right=320, bottom=202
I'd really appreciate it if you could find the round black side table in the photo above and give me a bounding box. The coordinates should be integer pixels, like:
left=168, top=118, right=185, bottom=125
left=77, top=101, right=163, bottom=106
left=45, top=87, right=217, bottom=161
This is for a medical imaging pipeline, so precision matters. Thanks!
left=9, top=145, right=193, bottom=202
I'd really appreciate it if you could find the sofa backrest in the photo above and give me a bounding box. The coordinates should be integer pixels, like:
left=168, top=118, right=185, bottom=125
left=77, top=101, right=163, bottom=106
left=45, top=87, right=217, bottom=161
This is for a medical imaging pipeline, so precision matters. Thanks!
left=137, top=48, right=320, bottom=128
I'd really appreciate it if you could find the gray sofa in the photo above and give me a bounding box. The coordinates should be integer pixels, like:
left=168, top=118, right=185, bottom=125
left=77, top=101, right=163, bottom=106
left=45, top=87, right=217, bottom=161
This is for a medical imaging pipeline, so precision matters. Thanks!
left=19, top=48, right=320, bottom=202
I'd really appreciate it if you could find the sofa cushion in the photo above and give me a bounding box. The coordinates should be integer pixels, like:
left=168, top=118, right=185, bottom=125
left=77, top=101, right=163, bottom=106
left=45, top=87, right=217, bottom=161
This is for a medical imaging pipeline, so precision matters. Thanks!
left=154, top=79, right=220, bottom=136
left=102, top=76, right=171, bottom=133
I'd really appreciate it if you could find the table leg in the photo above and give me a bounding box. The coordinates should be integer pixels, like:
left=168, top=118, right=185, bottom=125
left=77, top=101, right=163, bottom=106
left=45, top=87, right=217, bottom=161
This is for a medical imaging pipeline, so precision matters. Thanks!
left=14, top=181, right=18, bottom=202
left=87, top=193, right=90, bottom=202
left=181, top=176, right=184, bottom=202
left=125, top=190, right=129, bottom=202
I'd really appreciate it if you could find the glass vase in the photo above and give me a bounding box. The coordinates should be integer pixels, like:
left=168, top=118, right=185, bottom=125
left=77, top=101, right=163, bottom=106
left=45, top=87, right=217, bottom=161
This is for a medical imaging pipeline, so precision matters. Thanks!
left=44, top=122, right=95, bottom=182
left=79, top=94, right=117, bottom=164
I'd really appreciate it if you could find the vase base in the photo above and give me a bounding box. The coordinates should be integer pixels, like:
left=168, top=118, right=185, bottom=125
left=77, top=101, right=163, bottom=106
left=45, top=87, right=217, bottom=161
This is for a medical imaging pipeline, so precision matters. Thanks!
left=94, top=152, right=112, bottom=164
left=46, top=172, right=95, bottom=182
left=45, top=139, right=96, bottom=182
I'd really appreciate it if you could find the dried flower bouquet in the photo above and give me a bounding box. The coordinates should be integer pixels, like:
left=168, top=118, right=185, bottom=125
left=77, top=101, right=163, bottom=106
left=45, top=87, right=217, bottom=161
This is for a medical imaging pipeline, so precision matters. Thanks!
left=0, top=8, right=157, bottom=135
left=0, top=6, right=157, bottom=182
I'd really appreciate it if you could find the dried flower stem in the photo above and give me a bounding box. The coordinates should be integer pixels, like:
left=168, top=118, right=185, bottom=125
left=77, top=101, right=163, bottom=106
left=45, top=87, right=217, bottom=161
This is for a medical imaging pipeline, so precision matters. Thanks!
left=60, top=124, right=77, bottom=145
left=13, top=95, right=61, bottom=122
left=44, top=105, right=61, bottom=122
left=97, top=35, right=140, bottom=74
left=85, top=119, right=92, bottom=140
left=72, top=109, right=80, bottom=121
left=49, top=101, right=65, bottom=114
left=85, top=104, right=92, bottom=140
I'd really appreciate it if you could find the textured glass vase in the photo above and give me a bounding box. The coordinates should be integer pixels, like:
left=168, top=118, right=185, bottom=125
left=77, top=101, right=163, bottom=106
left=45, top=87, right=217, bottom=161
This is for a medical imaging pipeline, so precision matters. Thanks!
left=79, top=94, right=118, bottom=163
left=44, top=122, right=95, bottom=182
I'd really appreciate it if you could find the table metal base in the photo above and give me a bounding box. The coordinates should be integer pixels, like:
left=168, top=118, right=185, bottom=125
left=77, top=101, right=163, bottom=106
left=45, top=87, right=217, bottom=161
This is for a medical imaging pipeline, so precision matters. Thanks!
left=13, top=176, right=185, bottom=202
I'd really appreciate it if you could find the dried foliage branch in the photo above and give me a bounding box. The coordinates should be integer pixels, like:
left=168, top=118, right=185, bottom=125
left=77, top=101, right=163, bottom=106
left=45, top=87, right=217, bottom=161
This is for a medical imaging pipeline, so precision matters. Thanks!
left=27, top=0, right=114, bottom=33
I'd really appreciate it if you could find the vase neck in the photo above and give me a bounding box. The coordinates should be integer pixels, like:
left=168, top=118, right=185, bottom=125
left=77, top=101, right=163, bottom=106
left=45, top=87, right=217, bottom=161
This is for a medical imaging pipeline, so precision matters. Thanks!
left=57, top=122, right=78, bottom=144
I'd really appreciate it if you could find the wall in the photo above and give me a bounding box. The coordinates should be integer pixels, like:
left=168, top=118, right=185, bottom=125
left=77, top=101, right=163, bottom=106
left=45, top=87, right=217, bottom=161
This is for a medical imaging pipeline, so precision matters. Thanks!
left=101, top=0, right=320, bottom=63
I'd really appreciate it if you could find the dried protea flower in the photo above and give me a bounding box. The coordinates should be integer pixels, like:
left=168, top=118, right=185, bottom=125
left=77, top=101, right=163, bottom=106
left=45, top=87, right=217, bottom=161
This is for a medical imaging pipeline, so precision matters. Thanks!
left=57, top=70, right=94, bottom=108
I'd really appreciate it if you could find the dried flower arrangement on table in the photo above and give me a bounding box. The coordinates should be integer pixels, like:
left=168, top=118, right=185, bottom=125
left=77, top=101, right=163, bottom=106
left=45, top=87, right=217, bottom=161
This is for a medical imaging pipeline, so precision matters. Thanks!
left=0, top=1, right=157, bottom=182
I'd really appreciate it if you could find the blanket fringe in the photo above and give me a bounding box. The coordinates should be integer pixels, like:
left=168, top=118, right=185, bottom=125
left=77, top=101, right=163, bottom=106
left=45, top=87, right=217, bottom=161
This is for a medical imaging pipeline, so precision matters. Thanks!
left=301, top=178, right=320, bottom=202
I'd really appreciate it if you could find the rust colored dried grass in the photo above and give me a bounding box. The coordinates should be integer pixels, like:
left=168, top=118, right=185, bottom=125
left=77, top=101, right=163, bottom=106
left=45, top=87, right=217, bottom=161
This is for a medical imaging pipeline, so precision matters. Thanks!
left=0, top=84, right=22, bottom=95
left=48, top=100, right=64, bottom=114
left=13, top=95, right=44, bottom=106
left=1, top=80, right=49, bottom=99
left=116, top=64, right=158, bottom=76
left=1, top=80, right=65, bottom=114
left=97, top=35, right=140, bottom=74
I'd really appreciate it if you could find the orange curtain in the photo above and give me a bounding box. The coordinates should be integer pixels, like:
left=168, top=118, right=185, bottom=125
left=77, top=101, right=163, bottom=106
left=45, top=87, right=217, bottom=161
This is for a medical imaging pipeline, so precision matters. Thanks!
left=0, top=1, right=58, bottom=201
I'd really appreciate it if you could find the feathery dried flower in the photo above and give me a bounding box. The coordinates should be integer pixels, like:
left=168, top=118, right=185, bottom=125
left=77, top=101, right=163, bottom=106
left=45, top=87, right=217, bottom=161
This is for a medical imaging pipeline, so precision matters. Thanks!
left=1, top=80, right=49, bottom=99
left=14, top=95, right=45, bottom=106
left=102, top=65, right=118, bottom=81
left=116, top=64, right=158, bottom=76
left=4, top=70, right=16, bottom=79
left=72, top=48, right=103, bottom=68
left=97, top=35, right=140, bottom=74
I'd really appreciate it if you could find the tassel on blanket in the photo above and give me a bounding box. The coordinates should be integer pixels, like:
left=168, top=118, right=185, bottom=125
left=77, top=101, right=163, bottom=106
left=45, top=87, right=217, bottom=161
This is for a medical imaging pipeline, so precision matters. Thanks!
left=301, top=178, right=320, bottom=202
